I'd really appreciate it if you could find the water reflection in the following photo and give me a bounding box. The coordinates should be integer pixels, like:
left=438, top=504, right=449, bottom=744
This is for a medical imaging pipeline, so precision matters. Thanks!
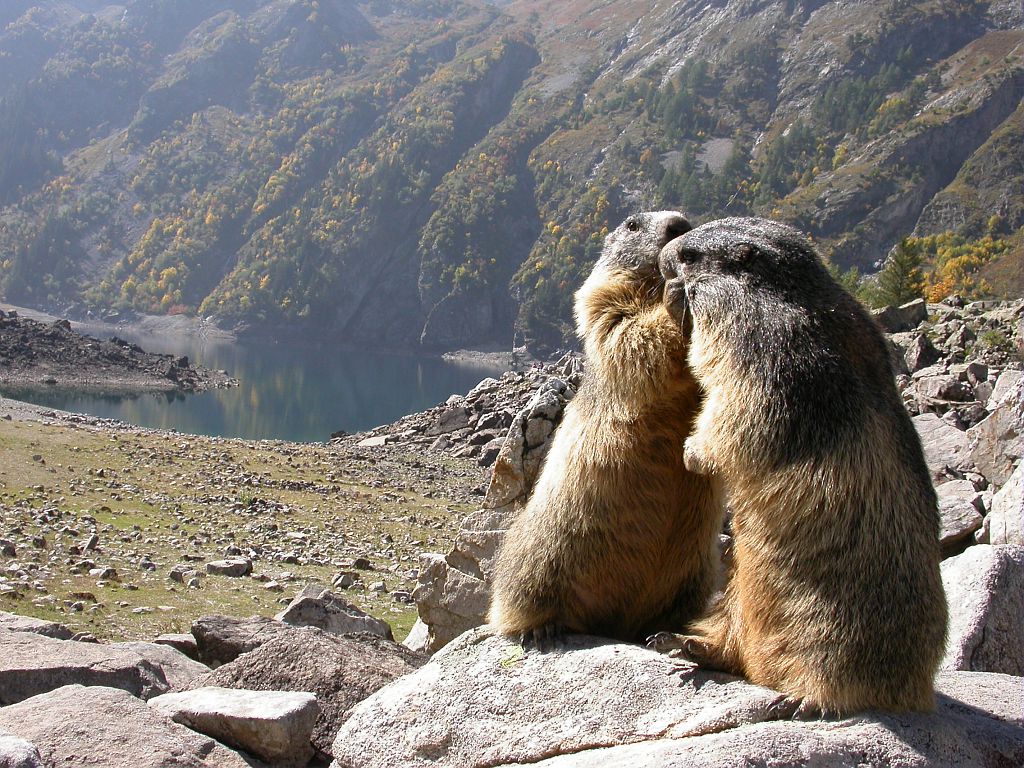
left=2, top=330, right=508, bottom=442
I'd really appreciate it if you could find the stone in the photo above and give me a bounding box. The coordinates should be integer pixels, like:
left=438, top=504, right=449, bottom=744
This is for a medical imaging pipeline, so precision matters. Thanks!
left=330, top=630, right=1024, bottom=768
left=426, top=406, right=472, bottom=437
left=989, top=369, right=1022, bottom=408
left=936, top=479, right=985, bottom=551
left=871, top=298, right=928, bottom=333
left=0, top=612, right=72, bottom=640
left=0, top=729, right=42, bottom=768
left=188, top=626, right=423, bottom=760
left=0, top=685, right=252, bottom=768
left=111, top=641, right=209, bottom=690
left=153, top=633, right=200, bottom=661
left=149, top=686, right=319, bottom=767
left=913, top=412, right=973, bottom=479
left=275, top=583, right=394, bottom=640
left=916, top=375, right=974, bottom=402
left=205, top=559, right=252, bottom=577
left=0, top=629, right=200, bottom=706
left=941, top=545, right=1024, bottom=675
left=989, top=461, right=1023, bottom=545
left=0, top=540, right=14, bottom=558
left=968, top=378, right=1022, bottom=487
left=191, top=614, right=293, bottom=668
left=900, top=331, right=941, bottom=373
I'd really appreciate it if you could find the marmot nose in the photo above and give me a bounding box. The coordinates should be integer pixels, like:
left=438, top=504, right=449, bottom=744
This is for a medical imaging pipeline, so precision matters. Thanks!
left=663, top=214, right=691, bottom=244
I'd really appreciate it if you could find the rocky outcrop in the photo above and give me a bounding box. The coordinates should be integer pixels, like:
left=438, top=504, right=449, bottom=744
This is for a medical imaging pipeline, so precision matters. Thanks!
left=330, top=630, right=1024, bottom=768
left=0, top=311, right=236, bottom=392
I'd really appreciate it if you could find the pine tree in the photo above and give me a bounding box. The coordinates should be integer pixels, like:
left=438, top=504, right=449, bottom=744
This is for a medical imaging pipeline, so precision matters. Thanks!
left=875, top=237, right=924, bottom=307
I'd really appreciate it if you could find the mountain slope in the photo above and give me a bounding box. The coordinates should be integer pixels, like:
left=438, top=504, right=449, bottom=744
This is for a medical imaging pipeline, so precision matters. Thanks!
left=0, top=0, right=1021, bottom=354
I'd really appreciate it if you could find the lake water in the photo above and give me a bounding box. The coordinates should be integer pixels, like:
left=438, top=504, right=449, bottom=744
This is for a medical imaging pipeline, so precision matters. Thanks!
left=2, top=328, right=509, bottom=442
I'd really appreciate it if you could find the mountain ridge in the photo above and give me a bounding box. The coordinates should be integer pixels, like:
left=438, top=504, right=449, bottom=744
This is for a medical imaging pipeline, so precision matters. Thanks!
left=0, top=0, right=1021, bottom=354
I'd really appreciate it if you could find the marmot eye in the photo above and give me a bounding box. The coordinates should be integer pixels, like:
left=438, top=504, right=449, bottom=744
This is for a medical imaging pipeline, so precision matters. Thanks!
left=626, top=219, right=640, bottom=232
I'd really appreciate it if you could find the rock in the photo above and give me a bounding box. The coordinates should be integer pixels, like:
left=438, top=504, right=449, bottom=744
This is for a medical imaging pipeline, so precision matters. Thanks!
left=188, top=626, right=423, bottom=760
left=891, top=331, right=941, bottom=373
left=330, top=630, right=1024, bottom=768
left=989, top=461, right=1023, bottom=545
left=936, top=479, right=985, bottom=551
left=872, top=298, right=928, bottom=333
left=913, top=412, right=973, bottom=479
left=0, top=729, right=42, bottom=768
left=111, top=641, right=209, bottom=691
left=149, top=686, right=319, bottom=767
left=0, top=612, right=72, bottom=640
left=941, top=545, right=1024, bottom=676
left=0, top=685, right=252, bottom=768
left=153, top=633, right=200, bottom=661
left=0, top=629, right=196, bottom=706
left=191, top=614, right=293, bottom=668
left=0, top=540, right=14, bottom=558
left=275, top=583, right=393, bottom=640
left=989, top=369, right=1022, bottom=408
left=968, top=378, right=1022, bottom=487
left=917, top=375, right=974, bottom=402
left=206, top=558, right=252, bottom=577
left=426, top=406, right=473, bottom=437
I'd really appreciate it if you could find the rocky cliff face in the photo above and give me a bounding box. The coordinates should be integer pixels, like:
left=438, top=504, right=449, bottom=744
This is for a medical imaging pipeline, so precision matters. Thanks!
left=0, top=0, right=1021, bottom=352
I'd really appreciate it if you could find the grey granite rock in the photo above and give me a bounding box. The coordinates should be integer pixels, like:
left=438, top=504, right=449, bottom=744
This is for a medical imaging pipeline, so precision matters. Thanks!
left=941, top=544, right=1024, bottom=675
left=330, top=630, right=1024, bottom=768
left=150, top=686, right=318, bottom=767
left=0, top=685, right=254, bottom=768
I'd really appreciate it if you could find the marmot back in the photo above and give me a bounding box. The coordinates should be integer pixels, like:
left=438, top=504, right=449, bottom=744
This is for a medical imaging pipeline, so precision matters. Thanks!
left=655, top=217, right=947, bottom=714
left=488, top=211, right=723, bottom=643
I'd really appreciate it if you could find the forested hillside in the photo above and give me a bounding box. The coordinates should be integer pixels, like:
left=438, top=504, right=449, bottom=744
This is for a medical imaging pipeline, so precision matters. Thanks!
left=0, top=0, right=1021, bottom=354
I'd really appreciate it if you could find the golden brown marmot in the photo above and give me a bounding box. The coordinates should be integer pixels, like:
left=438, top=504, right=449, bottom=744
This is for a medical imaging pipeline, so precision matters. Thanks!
left=653, top=217, right=948, bottom=715
left=488, top=211, right=723, bottom=645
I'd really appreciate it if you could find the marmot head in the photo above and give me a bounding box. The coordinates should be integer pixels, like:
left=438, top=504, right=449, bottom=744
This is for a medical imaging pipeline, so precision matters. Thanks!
left=599, top=211, right=692, bottom=279
left=659, top=217, right=838, bottom=330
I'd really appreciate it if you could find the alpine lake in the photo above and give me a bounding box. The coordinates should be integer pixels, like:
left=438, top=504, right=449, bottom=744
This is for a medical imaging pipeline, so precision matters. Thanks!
left=1, top=328, right=509, bottom=442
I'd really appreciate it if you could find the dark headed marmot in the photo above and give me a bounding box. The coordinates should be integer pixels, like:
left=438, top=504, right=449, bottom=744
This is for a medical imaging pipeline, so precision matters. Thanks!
left=488, top=211, right=723, bottom=644
left=653, top=217, right=947, bottom=714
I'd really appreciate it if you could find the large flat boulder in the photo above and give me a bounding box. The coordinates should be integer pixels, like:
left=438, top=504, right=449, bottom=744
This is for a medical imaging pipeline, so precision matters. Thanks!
left=0, top=685, right=254, bottom=768
left=0, top=612, right=72, bottom=640
left=150, top=687, right=318, bottom=767
left=189, top=625, right=423, bottom=760
left=330, top=630, right=1024, bottom=768
left=941, top=544, right=1024, bottom=675
left=0, top=629, right=200, bottom=706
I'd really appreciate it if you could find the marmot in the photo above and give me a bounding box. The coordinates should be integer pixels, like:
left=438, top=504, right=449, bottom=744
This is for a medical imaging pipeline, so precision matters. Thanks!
left=488, top=211, right=723, bottom=644
left=653, top=217, right=948, bottom=714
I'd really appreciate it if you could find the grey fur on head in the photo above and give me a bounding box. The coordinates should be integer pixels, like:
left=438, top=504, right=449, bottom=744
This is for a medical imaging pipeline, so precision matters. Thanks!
left=600, top=210, right=691, bottom=272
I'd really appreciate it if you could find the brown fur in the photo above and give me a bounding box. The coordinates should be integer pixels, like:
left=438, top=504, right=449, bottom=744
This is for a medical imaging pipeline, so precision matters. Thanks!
left=488, top=212, right=723, bottom=643
left=656, top=217, right=948, bottom=714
